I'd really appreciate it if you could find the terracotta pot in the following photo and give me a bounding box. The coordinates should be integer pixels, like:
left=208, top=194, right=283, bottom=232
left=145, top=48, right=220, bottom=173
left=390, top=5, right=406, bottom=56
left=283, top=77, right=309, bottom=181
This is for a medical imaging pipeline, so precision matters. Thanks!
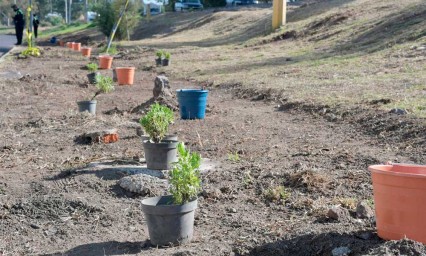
left=369, top=164, right=426, bottom=243
left=81, top=47, right=92, bottom=57
left=116, top=67, right=135, bottom=85
left=59, top=40, right=65, bottom=47
left=99, top=55, right=113, bottom=69
left=67, top=42, right=74, bottom=49
left=73, top=42, right=81, bottom=51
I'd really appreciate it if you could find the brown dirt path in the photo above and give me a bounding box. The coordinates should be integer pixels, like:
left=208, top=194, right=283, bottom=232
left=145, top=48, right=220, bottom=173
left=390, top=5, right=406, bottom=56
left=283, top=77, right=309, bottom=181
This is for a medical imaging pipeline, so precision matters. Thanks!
left=0, top=45, right=424, bottom=255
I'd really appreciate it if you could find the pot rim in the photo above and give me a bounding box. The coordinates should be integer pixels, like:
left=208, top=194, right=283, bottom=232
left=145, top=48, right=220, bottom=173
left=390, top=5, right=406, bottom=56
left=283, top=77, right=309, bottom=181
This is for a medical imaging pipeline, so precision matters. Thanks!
left=369, top=164, right=426, bottom=178
left=143, top=139, right=179, bottom=144
left=99, top=55, right=113, bottom=59
left=141, top=195, right=198, bottom=215
left=115, top=67, right=135, bottom=70
left=176, top=89, right=208, bottom=93
left=77, top=100, right=97, bottom=104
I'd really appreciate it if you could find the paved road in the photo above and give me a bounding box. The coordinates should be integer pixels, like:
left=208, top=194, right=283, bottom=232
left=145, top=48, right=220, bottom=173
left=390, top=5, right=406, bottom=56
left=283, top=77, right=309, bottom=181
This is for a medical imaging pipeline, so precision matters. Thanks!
left=0, top=34, right=16, bottom=58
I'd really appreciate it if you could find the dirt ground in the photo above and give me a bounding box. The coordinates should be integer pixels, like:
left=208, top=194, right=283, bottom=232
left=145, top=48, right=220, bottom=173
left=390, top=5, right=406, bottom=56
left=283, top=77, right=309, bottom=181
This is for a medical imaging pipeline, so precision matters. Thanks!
left=0, top=39, right=425, bottom=256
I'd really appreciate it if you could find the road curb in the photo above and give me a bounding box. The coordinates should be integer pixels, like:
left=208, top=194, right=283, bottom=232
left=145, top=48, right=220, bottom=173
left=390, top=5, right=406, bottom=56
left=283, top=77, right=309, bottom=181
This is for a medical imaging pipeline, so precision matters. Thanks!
left=0, top=46, right=14, bottom=64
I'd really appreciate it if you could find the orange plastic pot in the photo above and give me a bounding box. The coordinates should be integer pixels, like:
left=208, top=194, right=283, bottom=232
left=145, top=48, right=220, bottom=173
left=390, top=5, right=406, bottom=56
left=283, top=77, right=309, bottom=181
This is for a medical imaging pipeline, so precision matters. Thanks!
left=67, top=42, right=73, bottom=49
left=73, top=42, right=81, bottom=51
left=369, top=164, right=426, bottom=244
left=81, top=47, right=92, bottom=57
left=116, top=67, right=135, bottom=85
left=99, top=55, right=113, bottom=69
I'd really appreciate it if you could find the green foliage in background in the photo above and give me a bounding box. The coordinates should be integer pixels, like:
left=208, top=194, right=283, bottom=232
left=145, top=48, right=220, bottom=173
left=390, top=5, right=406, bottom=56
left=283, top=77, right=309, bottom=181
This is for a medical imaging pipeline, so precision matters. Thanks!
left=93, top=0, right=140, bottom=40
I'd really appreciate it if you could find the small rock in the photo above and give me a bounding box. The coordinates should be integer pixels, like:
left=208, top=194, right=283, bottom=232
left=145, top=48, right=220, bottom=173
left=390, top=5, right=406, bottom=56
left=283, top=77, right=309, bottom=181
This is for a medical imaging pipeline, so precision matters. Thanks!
left=416, top=46, right=425, bottom=51
left=327, top=206, right=351, bottom=222
left=356, top=201, right=374, bottom=219
left=44, top=227, right=58, bottom=236
left=202, top=188, right=222, bottom=199
left=332, top=246, right=351, bottom=256
left=356, top=231, right=373, bottom=240
left=389, top=108, right=408, bottom=115
left=30, top=223, right=40, bottom=229
left=118, top=174, right=167, bottom=196
left=231, top=208, right=237, bottom=213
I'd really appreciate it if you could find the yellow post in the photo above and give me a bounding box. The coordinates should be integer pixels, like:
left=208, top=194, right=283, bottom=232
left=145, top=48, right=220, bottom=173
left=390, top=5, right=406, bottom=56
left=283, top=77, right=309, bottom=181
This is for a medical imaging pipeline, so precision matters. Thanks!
left=272, top=0, right=286, bottom=30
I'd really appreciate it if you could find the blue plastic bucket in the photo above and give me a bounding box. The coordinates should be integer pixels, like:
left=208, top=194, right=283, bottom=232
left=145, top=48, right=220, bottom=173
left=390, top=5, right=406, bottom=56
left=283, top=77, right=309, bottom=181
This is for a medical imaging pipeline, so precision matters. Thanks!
left=50, top=37, right=57, bottom=44
left=177, top=89, right=208, bottom=119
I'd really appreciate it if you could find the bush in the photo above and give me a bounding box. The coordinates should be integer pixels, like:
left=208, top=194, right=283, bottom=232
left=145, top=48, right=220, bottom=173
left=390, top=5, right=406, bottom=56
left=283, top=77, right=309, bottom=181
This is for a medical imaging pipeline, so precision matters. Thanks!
left=139, top=103, right=174, bottom=143
left=46, top=16, right=63, bottom=26
left=93, top=0, right=140, bottom=41
left=169, top=142, right=202, bottom=204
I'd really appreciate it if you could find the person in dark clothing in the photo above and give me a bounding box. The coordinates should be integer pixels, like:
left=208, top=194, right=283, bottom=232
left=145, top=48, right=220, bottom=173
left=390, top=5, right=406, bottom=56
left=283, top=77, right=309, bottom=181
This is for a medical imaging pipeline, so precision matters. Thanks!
left=33, top=14, right=40, bottom=38
left=11, top=4, right=25, bottom=45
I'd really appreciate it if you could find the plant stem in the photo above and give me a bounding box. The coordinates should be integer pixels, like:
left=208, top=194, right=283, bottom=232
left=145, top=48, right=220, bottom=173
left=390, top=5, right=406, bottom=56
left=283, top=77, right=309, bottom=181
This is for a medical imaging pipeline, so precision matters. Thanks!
left=91, top=90, right=101, bottom=101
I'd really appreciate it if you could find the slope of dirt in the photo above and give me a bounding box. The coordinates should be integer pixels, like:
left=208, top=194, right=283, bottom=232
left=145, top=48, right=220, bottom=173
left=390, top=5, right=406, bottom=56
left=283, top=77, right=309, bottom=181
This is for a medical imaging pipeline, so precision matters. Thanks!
left=0, top=43, right=424, bottom=255
left=123, top=0, right=426, bottom=118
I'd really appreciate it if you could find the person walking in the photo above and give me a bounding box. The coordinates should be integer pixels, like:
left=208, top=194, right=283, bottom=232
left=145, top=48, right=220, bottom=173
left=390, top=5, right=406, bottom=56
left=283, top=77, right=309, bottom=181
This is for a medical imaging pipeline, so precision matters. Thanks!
left=11, top=4, right=25, bottom=45
left=33, top=14, right=40, bottom=38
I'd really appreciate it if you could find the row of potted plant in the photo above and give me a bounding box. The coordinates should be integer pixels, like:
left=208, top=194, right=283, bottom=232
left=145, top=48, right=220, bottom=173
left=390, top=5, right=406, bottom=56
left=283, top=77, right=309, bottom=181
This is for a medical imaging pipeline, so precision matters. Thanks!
left=138, top=103, right=201, bottom=245
left=60, top=39, right=204, bottom=245
left=155, top=50, right=172, bottom=66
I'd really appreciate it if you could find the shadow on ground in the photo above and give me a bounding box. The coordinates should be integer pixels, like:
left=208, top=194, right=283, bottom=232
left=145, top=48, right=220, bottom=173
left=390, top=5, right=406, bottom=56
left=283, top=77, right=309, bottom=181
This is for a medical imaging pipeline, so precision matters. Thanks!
left=244, top=230, right=383, bottom=256
left=41, top=241, right=145, bottom=256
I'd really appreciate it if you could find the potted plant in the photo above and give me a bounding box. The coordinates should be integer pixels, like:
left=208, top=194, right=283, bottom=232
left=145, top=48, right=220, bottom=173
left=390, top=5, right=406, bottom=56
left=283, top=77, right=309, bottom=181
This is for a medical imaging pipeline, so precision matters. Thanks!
left=162, top=52, right=171, bottom=66
left=86, top=63, right=100, bottom=84
left=139, top=103, right=178, bottom=170
left=155, top=50, right=164, bottom=66
left=77, top=74, right=114, bottom=115
left=141, top=142, right=201, bottom=246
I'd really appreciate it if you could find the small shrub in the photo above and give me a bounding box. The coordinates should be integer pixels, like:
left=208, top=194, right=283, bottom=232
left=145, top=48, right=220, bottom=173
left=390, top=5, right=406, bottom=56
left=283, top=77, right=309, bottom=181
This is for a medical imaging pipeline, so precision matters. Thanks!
left=139, top=103, right=174, bottom=143
left=228, top=151, right=240, bottom=162
left=155, top=50, right=164, bottom=59
left=91, top=75, right=114, bottom=100
left=264, top=186, right=290, bottom=203
left=169, top=142, right=202, bottom=204
left=20, top=47, right=41, bottom=57
left=164, top=52, right=171, bottom=60
left=242, top=171, right=253, bottom=188
left=86, top=63, right=98, bottom=72
left=99, top=44, right=118, bottom=55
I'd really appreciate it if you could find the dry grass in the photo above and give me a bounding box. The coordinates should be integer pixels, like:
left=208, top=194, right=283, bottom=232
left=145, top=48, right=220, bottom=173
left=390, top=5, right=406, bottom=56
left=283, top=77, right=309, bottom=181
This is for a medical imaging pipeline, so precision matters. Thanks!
left=120, top=0, right=425, bottom=116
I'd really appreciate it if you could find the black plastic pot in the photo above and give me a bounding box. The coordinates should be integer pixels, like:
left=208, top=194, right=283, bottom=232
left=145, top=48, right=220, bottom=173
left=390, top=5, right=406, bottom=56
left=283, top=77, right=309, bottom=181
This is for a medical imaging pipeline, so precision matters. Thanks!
left=143, top=140, right=178, bottom=170
left=155, top=58, right=162, bottom=66
left=77, top=100, right=97, bottom=115
left=87, top=72, right=100, bottom=84
left=162, top=59, right=170, bottom=66
left=141, top=195, right=197, bottom=246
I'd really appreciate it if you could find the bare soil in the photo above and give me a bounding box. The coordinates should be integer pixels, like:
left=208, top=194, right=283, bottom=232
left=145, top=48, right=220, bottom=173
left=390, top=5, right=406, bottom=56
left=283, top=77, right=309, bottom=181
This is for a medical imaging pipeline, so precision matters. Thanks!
left=0, top=39, right=425, bottom=256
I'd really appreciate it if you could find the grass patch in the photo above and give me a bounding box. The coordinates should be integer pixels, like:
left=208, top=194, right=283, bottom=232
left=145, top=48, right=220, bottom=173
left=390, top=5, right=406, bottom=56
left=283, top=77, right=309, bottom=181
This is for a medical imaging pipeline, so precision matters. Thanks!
left=39, top=22, right=95, bottom=39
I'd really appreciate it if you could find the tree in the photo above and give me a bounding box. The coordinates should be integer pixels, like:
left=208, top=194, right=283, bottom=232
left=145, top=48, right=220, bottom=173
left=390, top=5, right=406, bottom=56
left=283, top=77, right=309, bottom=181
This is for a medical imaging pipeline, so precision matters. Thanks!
left=93, top=0, right=140, bottom=41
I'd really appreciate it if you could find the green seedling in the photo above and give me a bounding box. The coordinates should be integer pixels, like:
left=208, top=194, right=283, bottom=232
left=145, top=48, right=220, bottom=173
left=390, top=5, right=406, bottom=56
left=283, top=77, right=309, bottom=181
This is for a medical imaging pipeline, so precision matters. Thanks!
left=164, top=52, right=171, bottom=60
left=86, top=63, right=98, bottom=72
left=228, top=151, right=240, bottom=162
left=91, top=75, right=114, bottom=101
left=264, top=185, right=290, bottom=203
